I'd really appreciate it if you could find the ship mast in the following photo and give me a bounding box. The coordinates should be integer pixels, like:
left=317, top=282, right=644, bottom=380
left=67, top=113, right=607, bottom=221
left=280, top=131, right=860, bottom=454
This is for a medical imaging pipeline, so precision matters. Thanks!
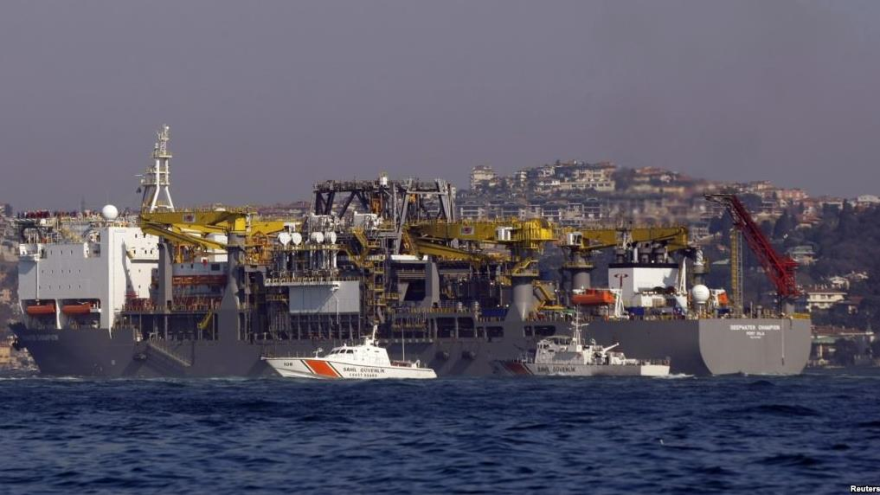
left=139, top=124, right=175, bottom=213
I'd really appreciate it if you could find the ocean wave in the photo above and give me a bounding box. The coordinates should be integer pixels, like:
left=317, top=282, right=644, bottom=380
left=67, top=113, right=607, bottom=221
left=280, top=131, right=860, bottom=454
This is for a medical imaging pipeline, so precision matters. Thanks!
left=654, top=373, right=694, bottom=380
left=759, top=453, right=822, bottom=467
left=722, top=404, right=820, bottom=417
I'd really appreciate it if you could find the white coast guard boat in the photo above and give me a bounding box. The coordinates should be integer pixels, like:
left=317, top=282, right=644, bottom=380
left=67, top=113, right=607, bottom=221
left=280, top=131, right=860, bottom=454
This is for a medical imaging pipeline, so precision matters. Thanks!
left=263, top=327, right=437, bottom=380
left=498, top=315, right=670, bottom=377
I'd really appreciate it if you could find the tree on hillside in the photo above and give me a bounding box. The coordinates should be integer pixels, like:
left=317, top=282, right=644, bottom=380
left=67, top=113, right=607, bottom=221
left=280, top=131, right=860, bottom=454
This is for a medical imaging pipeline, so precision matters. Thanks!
left=739, top=193, right=763, bottom=213
left=836, top=201, right=857, bottom=237
left=773, top=211, right=795, bottom=239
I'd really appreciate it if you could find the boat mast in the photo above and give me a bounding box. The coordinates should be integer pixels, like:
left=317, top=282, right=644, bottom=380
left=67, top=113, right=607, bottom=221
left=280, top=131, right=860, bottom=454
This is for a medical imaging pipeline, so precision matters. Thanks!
left=139, top=124, right=175, bottom=213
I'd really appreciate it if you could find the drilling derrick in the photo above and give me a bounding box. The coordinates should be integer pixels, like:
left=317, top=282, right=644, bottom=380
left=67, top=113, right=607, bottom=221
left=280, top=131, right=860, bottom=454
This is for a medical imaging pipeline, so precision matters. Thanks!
left=311, top=175, right=456, bottom=325
left=312, top=174, right=455, bottom=255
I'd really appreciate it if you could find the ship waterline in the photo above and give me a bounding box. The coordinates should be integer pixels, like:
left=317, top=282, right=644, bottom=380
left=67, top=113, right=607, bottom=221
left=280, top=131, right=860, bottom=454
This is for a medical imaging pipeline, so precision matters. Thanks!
left=11, top=316, right=811, bottom=378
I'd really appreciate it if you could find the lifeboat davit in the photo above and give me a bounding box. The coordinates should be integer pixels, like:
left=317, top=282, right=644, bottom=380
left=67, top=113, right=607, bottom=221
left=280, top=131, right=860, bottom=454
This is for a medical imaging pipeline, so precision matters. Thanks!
left=26, top=302, right=56, bottom=316
left=61, top=303, right=95, bottom=316
left=571, top=290, right=616, bottom=306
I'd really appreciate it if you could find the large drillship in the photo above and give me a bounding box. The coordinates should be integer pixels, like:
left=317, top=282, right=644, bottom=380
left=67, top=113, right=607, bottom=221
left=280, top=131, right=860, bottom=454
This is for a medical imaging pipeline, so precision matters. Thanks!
left=10, top=126, right=811, bottom=377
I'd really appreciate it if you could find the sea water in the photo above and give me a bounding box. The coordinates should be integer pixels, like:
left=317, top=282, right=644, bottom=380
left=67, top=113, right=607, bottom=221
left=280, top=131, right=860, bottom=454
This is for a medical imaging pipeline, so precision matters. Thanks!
left=0, top=371, right=877, bottom=494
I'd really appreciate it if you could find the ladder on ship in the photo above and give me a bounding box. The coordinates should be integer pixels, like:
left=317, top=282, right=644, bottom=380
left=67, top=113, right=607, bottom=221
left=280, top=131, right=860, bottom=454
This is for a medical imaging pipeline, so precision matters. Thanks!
left=146, top=337, right=193, bottom=368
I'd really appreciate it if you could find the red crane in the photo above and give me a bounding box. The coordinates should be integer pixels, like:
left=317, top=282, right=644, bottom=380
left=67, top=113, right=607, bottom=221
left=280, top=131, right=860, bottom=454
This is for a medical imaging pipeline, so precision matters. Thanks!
left=705, top=194, right=800, bottom=299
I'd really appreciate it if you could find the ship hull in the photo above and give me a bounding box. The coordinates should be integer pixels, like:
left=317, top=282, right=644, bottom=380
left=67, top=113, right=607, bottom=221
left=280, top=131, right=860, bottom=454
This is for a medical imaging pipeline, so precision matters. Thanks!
left=498, top=361, right=670, bottom=377
left=584, top=318, right=811, bottom=376
left=264, top=357, right=437, bottom=380
left=9, top=322, right=535, bottom=378
left=10, top=317, right=811, bottom=378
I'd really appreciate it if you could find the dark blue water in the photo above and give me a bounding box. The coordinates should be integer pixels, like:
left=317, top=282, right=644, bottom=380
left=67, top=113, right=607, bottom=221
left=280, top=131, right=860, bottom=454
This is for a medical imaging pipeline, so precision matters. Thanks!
left=1, top=372, right=878, bottom=494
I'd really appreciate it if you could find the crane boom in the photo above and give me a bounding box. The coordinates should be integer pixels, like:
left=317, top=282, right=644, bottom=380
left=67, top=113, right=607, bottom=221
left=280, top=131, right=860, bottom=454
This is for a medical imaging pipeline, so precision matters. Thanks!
left=705, top=194, right=799, bottom=299
left=562, top=226, right=690, bottom=254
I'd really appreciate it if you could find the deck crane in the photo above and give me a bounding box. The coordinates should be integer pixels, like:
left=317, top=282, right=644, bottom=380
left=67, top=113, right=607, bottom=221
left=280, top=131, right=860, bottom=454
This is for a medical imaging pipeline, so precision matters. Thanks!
left=705, top=194, right=799, bottom=312
left=557, top=226, right=694, bottom=297
left=405, top=218, right=558, bottom=318
left=405, top=218, right=556, bottom=275
left=135, top=124, right=288, bottom=261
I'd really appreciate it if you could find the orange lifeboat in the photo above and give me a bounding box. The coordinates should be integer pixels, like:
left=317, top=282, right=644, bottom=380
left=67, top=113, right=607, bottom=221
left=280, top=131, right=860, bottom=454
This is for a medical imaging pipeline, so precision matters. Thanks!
left=571, top=290, right=616, bottom=306
left=26, top=302, right=56, bottom=316
left=61, top=302, right=95, bottom=316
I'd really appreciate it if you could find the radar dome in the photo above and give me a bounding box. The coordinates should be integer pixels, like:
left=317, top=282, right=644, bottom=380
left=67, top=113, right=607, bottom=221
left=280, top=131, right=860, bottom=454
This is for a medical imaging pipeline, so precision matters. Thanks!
left=101, top=204, right=119, bottom=220
left=691, top=284, right=711, bottom=304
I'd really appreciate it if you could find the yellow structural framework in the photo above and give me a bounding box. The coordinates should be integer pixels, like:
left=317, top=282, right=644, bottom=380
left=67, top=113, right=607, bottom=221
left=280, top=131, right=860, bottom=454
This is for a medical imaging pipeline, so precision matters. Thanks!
left=562, top=226, right=689, bottom=254
left=140, top=209, right=290, bottom=253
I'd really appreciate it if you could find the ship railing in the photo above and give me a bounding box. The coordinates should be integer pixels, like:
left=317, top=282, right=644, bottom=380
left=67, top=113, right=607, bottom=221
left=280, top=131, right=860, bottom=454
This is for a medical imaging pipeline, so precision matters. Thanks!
left=168, top=300, right=221, bottom=313
left=262, top=348, right=329, bottom=359
left=634, top=357, right=671, bottom=366
left=424, top=307, right=471, bottom=314
left=390, top=322, right=428, bottom=330
left=693, top=310, right=808, bottom=320
left=525, top=312, right=570, bottom=322
left=390, top=304, right=476, bottom=315
left=621, top=314, right=690, bottom=322
left=562, top=312, right=807, bottom=322
left=475, top=316, right=503, bottom=322
left=123, top=299, right=221, bottom=314
left=264, top=275, right=359, bottom=286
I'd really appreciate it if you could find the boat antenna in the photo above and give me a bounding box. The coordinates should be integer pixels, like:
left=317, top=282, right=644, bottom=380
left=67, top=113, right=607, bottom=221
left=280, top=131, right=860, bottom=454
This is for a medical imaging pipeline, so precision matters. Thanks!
left=140, top=124, right=175, bottom=213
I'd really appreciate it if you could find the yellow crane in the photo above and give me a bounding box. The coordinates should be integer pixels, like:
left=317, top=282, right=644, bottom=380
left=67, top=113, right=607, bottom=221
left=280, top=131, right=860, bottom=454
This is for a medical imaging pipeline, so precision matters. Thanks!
left=405, top=218, right=556, bottom=273
left=560, top=225, right=690, bottom=257
left=139, top=209, right=290, bottom=262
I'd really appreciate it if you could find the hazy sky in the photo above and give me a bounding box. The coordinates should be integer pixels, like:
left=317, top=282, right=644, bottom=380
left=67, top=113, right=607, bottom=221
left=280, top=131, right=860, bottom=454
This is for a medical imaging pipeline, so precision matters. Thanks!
left=1, top=1, right=879, bottom=210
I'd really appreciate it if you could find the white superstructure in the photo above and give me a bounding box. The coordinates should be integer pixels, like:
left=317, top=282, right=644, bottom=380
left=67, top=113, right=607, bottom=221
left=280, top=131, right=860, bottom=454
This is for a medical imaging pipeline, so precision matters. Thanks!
left=18, top=219, right=159, bottom=330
